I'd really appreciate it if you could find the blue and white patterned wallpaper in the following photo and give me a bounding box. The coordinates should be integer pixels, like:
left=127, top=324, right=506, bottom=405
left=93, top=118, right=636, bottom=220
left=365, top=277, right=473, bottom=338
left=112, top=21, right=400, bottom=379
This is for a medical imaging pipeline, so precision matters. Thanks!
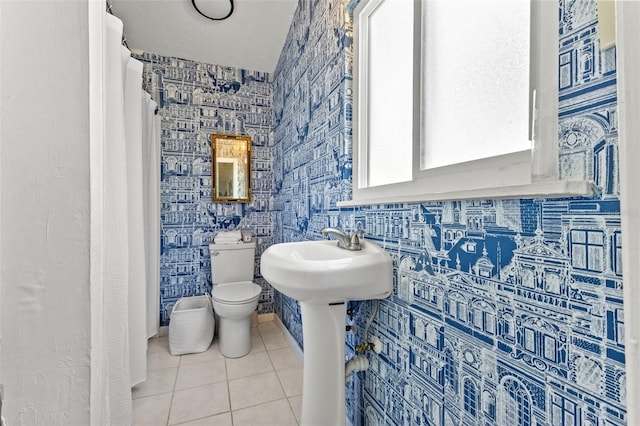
left=272, top=1, right=626, bottom=425
left=134, top=53, right=275, bottom=326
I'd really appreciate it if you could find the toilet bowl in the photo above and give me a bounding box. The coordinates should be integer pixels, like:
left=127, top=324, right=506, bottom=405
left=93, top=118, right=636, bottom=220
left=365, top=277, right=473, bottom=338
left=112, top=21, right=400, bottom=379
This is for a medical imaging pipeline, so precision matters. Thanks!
left=209, top=241, right=261, bottom=358
left=211, top=281, right=261, bottom=358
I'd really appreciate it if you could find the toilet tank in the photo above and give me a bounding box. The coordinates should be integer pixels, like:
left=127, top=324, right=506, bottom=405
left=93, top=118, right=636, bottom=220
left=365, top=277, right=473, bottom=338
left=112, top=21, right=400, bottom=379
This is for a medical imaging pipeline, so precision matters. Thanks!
left=209, top=241, right=256, bottom=284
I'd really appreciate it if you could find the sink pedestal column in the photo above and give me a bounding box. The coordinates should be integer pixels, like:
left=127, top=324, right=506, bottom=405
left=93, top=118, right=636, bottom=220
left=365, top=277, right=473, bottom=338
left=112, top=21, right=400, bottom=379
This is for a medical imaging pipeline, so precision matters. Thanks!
left=300, top=301, right=347, bottom=426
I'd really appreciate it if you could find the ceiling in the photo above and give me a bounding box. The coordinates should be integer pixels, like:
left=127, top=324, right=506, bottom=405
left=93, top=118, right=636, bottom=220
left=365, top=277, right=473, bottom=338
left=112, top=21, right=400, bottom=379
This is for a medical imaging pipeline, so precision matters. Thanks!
left=110, top=0, right=299, bottom=73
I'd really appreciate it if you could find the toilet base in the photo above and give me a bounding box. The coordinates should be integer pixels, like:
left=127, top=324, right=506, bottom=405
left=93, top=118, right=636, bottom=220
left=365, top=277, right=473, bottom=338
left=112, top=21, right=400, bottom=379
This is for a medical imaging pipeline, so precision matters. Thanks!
left=217, top=316, right=252, bottom=358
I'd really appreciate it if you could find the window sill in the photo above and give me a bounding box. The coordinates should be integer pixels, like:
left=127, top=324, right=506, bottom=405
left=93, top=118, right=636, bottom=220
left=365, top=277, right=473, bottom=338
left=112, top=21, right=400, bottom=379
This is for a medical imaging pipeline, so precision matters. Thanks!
left=336, top=180, right=594, bottom=207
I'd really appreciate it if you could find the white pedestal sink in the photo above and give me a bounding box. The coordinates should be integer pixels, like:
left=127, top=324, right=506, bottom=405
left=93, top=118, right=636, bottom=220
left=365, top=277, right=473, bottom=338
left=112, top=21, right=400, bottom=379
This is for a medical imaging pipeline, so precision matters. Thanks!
left=261, top=239, right=393, bottom=426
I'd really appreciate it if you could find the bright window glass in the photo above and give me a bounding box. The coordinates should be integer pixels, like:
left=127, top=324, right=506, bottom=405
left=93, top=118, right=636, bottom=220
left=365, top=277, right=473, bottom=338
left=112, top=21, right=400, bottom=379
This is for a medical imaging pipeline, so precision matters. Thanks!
left=367, top=0, right=413, bottom=186
left=420, top=0, right=531, bottom=170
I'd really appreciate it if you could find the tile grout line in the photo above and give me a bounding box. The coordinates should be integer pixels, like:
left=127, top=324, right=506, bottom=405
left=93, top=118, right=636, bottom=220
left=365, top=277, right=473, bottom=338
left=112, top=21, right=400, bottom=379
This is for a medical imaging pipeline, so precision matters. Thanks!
left=270, top=355, right=298, bottom=421
left=285, top=397, right=301, bottom=426
left=225, top=346, right=234, bottom=426
left=165, top=352, right=182, bottom=426
left=265, top=334, right=300, bottom=423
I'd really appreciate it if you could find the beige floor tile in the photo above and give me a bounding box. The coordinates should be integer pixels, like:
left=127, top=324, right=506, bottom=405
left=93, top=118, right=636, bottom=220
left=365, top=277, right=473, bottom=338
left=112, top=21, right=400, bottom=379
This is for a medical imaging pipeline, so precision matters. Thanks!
left=288, top=395, right=302, bottom=424
left=168, top=382, right=230, bottom=425
left=225, top=351, right=273, bottom=380
left=228, top=371, right=285, bottom=411
left=179, top=341, right=224, bottom=366
left=268, top=347, right=300, bottom=370
left=148, top=350, right=181, bottom=371
left=147, top=336, right=170, bottom=354
left=232, top=399, right=297, bottom=426
left=276, top=366, right=303, bottom=398
left=132, top=393, right=172, bottom=426
left=257, top=326, right=282, bottom=340
left=133, top=321, right=306, bottom=426
left=257, top=321, right=279, bottom=334
left=172, top=412, right=232, bottom=426
left=132, top=367, right=178, bottom=399
left=249, top=328, right=266, bottom=353
left=260, top=331, right=288, bottom=351
left=175, top=359, right=226, bottom=390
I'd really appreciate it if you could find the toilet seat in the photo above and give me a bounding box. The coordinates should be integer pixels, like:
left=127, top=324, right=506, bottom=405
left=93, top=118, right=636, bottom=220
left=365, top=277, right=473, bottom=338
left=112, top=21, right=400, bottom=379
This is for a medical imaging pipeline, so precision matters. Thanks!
left=212, top=281, right=261, bottom=305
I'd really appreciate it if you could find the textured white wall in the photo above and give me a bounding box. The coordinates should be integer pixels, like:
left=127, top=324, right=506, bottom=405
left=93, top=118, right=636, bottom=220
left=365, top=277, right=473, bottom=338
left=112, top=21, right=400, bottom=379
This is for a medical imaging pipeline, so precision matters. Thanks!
left=0, top=1, right=91, bottom=424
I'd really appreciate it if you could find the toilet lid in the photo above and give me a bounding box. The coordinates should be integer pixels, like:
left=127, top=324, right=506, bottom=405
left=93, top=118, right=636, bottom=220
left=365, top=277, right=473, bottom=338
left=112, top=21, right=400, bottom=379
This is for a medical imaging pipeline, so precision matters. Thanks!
left=212, top=281, right=261, bottom=304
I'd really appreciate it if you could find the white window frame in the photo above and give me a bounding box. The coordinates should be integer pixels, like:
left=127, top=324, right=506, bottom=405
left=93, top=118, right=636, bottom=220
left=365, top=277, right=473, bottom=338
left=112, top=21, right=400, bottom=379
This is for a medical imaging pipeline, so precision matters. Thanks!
left=617, top=1, right=640, bottom=424
left=339, top=0, right=593, bottom=207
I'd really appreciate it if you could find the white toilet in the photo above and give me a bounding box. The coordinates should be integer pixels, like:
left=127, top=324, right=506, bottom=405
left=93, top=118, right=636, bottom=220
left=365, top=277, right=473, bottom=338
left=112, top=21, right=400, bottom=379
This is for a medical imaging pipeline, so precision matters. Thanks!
left=209, top=241, right=262, bottom=358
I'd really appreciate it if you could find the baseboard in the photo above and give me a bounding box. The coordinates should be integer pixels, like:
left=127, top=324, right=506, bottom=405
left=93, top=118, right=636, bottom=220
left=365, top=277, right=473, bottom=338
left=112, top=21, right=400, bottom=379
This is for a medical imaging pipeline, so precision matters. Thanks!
left=274, top=314, right=304, bottom=366
left=158, top=325, right=169, bottom=337
left=258, top=312, right=275, bottom=323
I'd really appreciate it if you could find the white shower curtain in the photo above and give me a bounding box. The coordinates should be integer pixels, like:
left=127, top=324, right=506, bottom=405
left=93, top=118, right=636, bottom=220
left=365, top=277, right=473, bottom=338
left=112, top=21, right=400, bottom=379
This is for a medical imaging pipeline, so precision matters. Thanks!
left=124, top=57, right=148, bottom=387
left=143, top=93, right=161, bottom=339
left=102, top=13, right=132, bottom=425
left=101, top=12, right=162, bottom=422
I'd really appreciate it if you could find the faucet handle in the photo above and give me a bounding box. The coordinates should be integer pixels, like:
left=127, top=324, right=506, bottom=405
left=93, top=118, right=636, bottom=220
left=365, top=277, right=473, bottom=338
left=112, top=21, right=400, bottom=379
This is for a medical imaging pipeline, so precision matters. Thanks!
left=350, top=230, right=364, bottom=247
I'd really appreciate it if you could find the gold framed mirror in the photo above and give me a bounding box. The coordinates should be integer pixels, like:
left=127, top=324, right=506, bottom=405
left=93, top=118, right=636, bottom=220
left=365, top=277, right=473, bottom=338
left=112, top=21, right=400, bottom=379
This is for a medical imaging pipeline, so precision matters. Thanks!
left=210, top=134, right=252, bottom=202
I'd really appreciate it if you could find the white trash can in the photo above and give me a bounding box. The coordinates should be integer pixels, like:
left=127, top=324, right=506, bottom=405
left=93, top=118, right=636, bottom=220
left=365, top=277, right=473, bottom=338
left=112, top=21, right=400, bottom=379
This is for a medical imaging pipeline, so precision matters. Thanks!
left=169, top=295, right=215, bottom=356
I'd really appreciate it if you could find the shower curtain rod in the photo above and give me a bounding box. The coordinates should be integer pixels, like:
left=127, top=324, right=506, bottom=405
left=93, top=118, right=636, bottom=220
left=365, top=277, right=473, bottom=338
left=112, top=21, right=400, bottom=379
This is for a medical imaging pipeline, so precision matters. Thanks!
left=105, top=0, right=158, bottom=114
left=105, top=0, right=153, bottom=106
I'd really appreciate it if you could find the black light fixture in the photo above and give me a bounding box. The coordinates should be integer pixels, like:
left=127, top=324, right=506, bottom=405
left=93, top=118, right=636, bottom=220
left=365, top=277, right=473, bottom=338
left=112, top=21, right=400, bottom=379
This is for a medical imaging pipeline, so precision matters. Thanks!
left=191, top=0, right=234, bottom=21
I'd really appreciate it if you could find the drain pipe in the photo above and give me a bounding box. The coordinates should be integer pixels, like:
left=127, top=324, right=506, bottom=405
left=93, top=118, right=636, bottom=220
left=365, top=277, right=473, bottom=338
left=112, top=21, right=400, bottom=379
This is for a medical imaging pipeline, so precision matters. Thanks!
left=345, top=337, right=383, bottom=382
left=345, top=355, right=369, bottom=382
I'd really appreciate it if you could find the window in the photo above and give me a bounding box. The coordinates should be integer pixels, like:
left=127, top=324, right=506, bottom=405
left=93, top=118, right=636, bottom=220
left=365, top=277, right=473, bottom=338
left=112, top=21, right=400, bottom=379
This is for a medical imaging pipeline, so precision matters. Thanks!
left=483, top=391, right=496, bottom=420
left=444, top=348, right=458, bottom=391
left=343, top=0, right=593, bottom=207
left=472, top=301, right=496, bottom=334
left=543, top=334, right=557, bottom=361
left=463, top=378, right=478, bottom=416
left=521, top=267, right=535, bottom=288
left=447, top=292, right=467, bottom=322
left=545, top=272, right=562, bottom=294
left=421, top=0, right=530, bottom=170
left=502, top=313, right=516, bottom=342
left=473, top=307, right=483, bottom=329
left=617, top=309, right=625, bottom=345
left=607, top=308, right=625, bottom=345
left=612, top=231, right=623, bottom=276
left=502, top=379, right=532, bottom=426
left=426, top=323, right=439, bottom=346
left=551, top=394, right=578, bottom=426
left=594, top=141, right=616, bottom=195
left=570, top=229, right=604, bottom=272
left=524, top=328, right=536, bottom=352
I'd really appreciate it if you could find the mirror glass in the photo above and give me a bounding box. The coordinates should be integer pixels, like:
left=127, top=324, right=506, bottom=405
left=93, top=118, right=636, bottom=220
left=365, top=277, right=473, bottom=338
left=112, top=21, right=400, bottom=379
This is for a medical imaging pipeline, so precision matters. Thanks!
left=211, top=134, right=252, bottom=202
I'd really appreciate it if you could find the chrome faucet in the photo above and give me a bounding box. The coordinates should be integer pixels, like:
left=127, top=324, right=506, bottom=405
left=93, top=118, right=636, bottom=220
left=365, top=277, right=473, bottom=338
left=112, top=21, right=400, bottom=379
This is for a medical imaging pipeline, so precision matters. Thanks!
left=321, top=227, right=364, bottom=251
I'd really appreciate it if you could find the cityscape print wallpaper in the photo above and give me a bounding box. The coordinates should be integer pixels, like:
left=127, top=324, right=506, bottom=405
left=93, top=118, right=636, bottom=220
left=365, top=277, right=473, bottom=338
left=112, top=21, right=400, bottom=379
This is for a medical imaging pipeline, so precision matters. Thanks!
left=134, top=52, right=275, bottom=325
left=272, top=0, right=626, bottom=425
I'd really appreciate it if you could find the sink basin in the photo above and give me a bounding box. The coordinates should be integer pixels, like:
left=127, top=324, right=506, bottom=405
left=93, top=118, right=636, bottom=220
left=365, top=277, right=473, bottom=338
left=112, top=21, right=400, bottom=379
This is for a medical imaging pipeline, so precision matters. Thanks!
left=260, top=239, right=393, bottom=304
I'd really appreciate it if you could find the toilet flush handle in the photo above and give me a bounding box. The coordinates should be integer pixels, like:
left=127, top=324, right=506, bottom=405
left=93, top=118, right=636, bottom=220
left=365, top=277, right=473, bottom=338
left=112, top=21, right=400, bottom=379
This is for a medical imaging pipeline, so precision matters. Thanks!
left=211, top=250, right=220, bottom=256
